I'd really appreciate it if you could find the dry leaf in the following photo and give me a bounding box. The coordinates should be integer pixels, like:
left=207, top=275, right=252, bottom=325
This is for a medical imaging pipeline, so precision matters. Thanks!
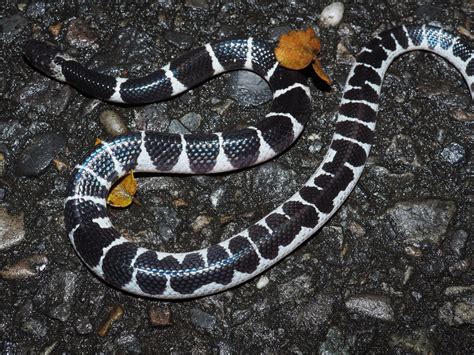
left=312, top=59, right=332, bottom=85
left=275, top=27, right=332, bottom=85
left=94, top=138, right=138, bottom=207
left=275, top=27, right=320, bottom=69
left=107, top=170, right=138, bottom=207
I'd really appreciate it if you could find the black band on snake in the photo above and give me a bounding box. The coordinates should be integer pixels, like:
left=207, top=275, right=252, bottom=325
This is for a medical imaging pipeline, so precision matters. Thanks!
left=24, top=25, right=473, bottom=299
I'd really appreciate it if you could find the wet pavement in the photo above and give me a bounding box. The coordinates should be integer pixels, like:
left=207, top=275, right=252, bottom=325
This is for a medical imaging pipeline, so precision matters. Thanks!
left=0, top=1, right=472, bottom=353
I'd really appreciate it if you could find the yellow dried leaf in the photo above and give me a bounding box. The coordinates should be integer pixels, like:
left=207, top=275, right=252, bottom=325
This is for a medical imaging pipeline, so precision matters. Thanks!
left=275, top=27, right=320, bottom=70
left=275, top=27, right=332, bottom=84
left=107, top=170, right=138, bottom=208
left=312, top=58, right=332, bottom=85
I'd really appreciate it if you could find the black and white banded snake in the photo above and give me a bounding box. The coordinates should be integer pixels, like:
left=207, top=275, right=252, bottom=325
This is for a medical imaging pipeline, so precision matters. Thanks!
left=24, top=25, right=473, bottom=299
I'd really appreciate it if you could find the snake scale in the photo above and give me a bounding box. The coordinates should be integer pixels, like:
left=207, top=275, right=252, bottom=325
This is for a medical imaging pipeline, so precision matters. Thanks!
left=24, top=25, right=473, bottom=298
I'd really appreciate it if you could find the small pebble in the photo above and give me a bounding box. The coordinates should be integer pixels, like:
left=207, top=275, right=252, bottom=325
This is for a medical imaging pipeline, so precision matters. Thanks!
left=76, top=317, right=94, bottom=335
left=256, top=275, right=269, bottom=289
left=211, top=98, right=233, bottom=115
left=309, top=141, right=323, bottom=154
left=390, top=329, right=435, bottom=353
left=172, top=198, right=189, bottom=208
left=229, top=71, right=272, bottom=107
left=453, top=300, right=474, bottom=325
left=320, top=2, right=345, bottom=27
left=134, top=103, right=170, bottom=131
left=448, top=259, right=470, bottom=276
left=49, top=303, right=72, bottom=323
left=251, top=162, right=299, bottom=205
left=386, top=199, right=456, bottom=244
left=451, top=109, right=474, bottom=122
left=15, top=132, right=66, bottom=177
left=403, top=265, right=414, bottom=285
left=180, top=112, right=202, bottom=132
left=99, top=110, right=129, bottom=137
left=385, top=134, right=418, bottom=166
left=17, top=76, right=72, bottom=115
left=0, top=208, right=25, bottom=250
left=148, top=306, right=172, bottom=327
left=52, top=159, right=68, bottom=172
left=97, top=304, right=124, bottom=337
left=444, top=285, right=474, bottom=296
left=21, top=318, right=48, bottom=337
left=115, top=334, right=142, bottom=352
left=192, top=215, right=212, bottom=233
left=0, top=14, right=27, bottom=36
left=42, top=341, right=58, bottom=354
left=307, top=133, right=321, bottom=141
left=0, top=255, right=48, bottom=279
left=66, top=18, right=98, bottom=49
left=168, top=119, right=189, bottom=134
left=319, top=327, right=350, bottom=354
left=210, top=186, right=226, bottom=209
left=26, top=1, right=45, bottom=18
left=404, top=245, right=423, bottom=257
left=190, top=308, right=216, bottom=330
left=45, top=271, right=78, bottom=322
left=336, top=42, right=355, bottom=65
left=347, top=221, right=366, bottom=237
left=17, top=3, right=27, bottom=11
left=345, top=294, right=395, bottom=321
left=447, top=230, right=468, bottom=256
left=436, top=128, right=446, bottom=144
left=439, top=142, right=465, bottom=165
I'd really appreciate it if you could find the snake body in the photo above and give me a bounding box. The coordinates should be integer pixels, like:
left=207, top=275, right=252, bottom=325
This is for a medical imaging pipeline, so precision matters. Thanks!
left=24, top=25, right=473, bottom=298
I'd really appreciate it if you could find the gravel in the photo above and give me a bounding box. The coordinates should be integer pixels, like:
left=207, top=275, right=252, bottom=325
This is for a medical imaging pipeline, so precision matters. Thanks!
left=345, top=294, right=395, bottom=322
left=385, top=199, right=457, bottom=244
left=14, top=132, right=66, bottom=177
left=0, top=208, right=25, bottom=249
left=0, top=0, right=471, bottom=353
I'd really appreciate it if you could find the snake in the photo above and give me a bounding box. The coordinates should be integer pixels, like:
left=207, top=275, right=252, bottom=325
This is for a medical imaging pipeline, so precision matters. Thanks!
left=24, top=25, right=473, bottom=299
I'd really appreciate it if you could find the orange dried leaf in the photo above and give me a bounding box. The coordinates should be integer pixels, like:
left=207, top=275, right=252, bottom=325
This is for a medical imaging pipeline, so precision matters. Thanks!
left=275, top=27, right=332, bottom=84
left=107, top=170, right=138, bottom=208
left=275, top=27, right=321, bottom=70
left=312, top=59, right=332, bottom=85
left=95, top=138, right=103, bottom=145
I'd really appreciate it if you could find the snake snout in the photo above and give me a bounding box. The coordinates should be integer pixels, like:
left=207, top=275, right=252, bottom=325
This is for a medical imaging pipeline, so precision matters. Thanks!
left=24, top=39, right=63, bottom=77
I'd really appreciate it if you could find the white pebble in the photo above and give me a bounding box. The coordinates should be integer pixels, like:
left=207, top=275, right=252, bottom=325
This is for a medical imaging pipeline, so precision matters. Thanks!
left=308, top=133, right=321, bottom=141
left=99, top=110, right=129, bottom=137
left=320, top=2, right=345, bottom=27
left=256, top=275, right=269, bottom=289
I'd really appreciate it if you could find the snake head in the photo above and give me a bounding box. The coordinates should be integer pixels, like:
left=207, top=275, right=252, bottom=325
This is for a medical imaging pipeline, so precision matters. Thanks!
left=24, top=39, right=70, bottom=82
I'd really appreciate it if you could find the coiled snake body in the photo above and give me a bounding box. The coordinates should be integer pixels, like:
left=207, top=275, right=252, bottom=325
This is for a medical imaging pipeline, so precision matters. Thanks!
left=24, top=25, right=473, bottom=298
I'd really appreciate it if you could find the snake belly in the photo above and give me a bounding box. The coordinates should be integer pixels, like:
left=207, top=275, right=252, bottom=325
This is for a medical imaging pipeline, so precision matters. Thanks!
left=25, top=25, right=473, bottom=299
